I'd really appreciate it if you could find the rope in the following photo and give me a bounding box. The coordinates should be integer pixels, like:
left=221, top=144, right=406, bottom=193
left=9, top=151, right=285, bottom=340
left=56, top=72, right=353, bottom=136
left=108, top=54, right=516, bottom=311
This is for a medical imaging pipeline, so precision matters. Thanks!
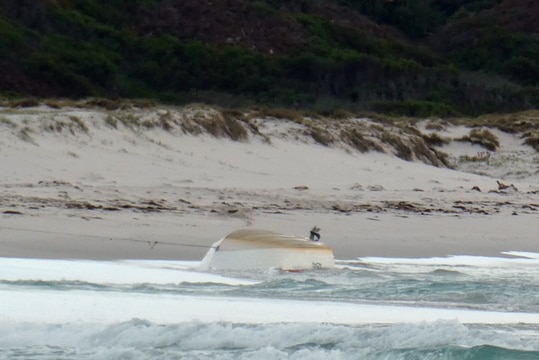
left=0, top=225, right=212, bottom=250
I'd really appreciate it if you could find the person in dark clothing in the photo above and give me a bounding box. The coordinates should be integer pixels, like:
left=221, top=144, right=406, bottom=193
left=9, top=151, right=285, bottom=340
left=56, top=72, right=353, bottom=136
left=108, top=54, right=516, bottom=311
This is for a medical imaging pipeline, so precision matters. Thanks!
left=309, top=226, right=321, bottom=241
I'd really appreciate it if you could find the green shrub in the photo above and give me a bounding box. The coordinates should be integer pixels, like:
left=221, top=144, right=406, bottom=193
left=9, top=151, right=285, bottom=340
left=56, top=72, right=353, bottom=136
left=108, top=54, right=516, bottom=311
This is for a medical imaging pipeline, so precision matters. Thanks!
left=130, top=99, right=157, bottom=109
left=316, top=108, right=354, bottom=120
left=44, top=99, right=64, bottom=109
left=458, top=128, right=500, bottom=151
left=69, top=115, right=89, bottom=133
left=18, top=126, right=35, bottom=143
left=341, top=128, right=383, bottom=153
left=467, top=111, right=539, bottom=133
left=422, top=132, right=450, bottom=146
left=253, top=107, right=305, bottom=123
left=117, top=113, right=141, bottom=128
left=370, top=100, right=459, bottom=117
left=433, top=149, right=454, bottom=168
left=251, top=1, right=277, bottom=16
left=411, top=137, right=445, bottom=167
left=459, top=153, right=491, bottom=163
left=523, top=134, right=539, bottom=152
left=8, top=98, right=40, bottom=108
left=0, top=118, right=17, bottom=128
left=425, top=120, right=447, bottom=131
left=84, top=98, right=125, bottom=110
left=221, top=111, right=249, bottom=141
left=309, top=125, right=334, bottom=146
left=1, top=0, right=536, bottom=114
left=380, top=132, right=413, bottom=161
left=104, top=115, right=118, bottom=128
left=0, top=17, right=25, bottom=53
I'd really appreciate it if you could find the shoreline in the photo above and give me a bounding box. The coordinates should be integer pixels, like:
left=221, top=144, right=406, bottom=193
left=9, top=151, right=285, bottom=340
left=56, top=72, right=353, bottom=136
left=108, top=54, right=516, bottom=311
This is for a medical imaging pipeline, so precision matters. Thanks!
left=2, top=209, right=538, bottom=261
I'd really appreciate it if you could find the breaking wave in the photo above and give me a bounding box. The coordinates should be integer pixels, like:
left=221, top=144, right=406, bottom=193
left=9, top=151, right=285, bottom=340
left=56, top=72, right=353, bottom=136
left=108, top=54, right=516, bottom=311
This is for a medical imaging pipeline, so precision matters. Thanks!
left=4, top=255, right=539, bottom=359
left=2, top=320, right=539, bottom=360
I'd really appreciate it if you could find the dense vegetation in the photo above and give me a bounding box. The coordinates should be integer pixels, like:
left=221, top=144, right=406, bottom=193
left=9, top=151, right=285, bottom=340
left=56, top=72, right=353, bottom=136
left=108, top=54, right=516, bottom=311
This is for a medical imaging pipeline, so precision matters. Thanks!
left=0, top=0, right=537, bottom=115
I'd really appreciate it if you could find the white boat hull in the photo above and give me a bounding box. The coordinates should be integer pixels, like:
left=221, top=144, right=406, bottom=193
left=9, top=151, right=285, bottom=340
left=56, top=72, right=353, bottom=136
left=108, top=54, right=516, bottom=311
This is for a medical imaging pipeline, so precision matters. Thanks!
left=199, top=229, right=335, bottom=271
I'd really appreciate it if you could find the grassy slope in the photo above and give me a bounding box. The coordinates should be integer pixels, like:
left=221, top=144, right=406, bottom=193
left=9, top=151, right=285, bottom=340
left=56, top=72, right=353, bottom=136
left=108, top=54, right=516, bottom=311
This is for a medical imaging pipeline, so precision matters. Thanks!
left=0, top=0, right=537, bottom=115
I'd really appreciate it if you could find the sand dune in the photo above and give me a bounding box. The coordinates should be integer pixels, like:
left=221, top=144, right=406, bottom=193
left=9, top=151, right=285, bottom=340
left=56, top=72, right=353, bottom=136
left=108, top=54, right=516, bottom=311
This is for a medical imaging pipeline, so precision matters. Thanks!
left=1, top=104, right=538, bottom=260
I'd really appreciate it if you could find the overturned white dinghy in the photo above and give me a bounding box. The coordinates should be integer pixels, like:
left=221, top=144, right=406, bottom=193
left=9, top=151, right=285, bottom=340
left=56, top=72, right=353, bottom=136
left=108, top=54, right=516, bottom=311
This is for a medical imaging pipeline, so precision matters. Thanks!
left=198, top=229, right=335, bottom=271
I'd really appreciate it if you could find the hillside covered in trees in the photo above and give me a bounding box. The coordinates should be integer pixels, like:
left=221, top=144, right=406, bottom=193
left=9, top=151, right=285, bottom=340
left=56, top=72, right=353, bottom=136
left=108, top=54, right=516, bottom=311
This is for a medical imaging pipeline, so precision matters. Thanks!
left=0, top=0, right=538, bottom=115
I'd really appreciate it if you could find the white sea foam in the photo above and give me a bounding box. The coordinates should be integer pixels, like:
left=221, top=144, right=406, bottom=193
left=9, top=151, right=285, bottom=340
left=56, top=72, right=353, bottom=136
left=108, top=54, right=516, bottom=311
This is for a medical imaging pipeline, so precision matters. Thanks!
left=3, top=256, right=539, bottom=359
left=4, top=282, right=539, bottom=326
left=357, top=253, right=539, bottom=267
left=502, top=251, right=539, bottom=259
left=0, top=258, right=256, bottom=286
left=339, top=254, right=539, bottom=287
left=3, top=256, right=539, bottom=326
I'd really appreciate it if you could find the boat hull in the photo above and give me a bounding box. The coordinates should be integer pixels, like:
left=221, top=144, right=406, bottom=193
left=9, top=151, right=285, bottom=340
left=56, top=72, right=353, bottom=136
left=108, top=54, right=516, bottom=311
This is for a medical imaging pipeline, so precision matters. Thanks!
left=199, top=229, right=335, bottom=271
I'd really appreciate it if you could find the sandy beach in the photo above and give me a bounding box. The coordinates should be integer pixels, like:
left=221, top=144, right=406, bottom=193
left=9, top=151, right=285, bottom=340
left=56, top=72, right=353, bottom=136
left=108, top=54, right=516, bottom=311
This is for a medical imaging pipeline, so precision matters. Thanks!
left=1, top=104, right=538, bottom=261
left=4, top=104, right=539, bottom=359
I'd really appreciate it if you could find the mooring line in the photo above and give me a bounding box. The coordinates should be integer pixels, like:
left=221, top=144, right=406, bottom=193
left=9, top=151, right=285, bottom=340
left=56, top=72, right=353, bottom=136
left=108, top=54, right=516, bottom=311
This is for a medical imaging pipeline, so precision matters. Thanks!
left=0, top=225, right=212, bottom=249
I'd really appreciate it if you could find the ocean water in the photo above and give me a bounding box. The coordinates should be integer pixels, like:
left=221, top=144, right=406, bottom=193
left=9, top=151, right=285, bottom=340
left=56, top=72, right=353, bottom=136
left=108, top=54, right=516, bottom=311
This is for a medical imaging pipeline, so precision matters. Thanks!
left=2, top=254, right=539, bottom=359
